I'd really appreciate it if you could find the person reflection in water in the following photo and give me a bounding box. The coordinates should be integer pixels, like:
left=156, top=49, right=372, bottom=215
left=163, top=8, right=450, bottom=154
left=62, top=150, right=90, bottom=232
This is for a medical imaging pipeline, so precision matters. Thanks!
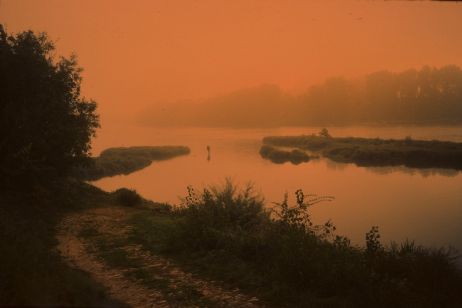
left=206, top=145, right=211, bottom=162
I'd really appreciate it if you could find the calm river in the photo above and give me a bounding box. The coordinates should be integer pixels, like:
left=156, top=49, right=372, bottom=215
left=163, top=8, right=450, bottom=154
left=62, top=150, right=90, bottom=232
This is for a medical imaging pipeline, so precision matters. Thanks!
left=91, top=125, right=462, bottom=253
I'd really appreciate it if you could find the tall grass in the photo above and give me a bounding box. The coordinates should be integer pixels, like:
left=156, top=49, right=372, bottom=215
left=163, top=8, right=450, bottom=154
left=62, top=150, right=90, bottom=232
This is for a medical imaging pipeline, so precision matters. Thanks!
left=130, top=180, right=462, bottom=307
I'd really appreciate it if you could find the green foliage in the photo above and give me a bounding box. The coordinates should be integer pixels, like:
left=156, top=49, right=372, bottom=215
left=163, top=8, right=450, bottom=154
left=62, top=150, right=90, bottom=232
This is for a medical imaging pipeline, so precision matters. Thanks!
left=0, top=25, right=99, bottom=185
left=128, top=181, right=462, bottom=307
left=172, top=179, right=268, bottom=251
left=263, top=135, right=462, bottom=170
left=319, top=128, right=331, bottom=138
left=366, top=226, right=383, bottom=255
left=0, top=180, right=122, bottom=306
left=271, top=189, right=334, bottom=235
left=259, top=145, right=312, bottom=165
left=113, top=188, right=142, bottom=207
left=73, top=146, right=190, bottom=181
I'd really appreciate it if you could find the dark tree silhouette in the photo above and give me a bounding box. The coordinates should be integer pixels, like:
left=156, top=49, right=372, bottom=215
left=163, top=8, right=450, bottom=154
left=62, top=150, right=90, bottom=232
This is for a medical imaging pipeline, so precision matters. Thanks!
left=0, top=25, right=99, bottom=185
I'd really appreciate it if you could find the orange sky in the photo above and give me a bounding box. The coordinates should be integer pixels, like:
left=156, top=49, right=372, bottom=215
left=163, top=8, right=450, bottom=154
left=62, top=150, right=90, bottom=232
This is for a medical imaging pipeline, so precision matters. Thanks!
left=1, top=0, right=462, bottom=126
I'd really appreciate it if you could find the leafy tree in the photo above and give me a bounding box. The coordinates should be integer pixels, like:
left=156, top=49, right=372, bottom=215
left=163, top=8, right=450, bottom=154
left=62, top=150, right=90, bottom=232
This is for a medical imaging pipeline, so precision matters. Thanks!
left=319, top=128, right=331, bottom=138
left=0, top=25, right=99, bottom=185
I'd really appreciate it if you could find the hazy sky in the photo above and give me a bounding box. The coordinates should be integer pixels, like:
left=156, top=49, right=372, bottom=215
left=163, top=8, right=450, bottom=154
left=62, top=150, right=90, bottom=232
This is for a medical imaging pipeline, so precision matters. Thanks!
left=1, top=0, right=462, bottom=125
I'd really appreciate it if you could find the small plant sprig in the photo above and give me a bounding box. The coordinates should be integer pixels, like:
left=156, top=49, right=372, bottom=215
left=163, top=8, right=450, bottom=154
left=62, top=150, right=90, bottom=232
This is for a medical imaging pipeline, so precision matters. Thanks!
left=271, top=189, right=335, bottom=238
left=365, top=225, right=383, bottom=254
left=183, top=185, right=201, bottom=206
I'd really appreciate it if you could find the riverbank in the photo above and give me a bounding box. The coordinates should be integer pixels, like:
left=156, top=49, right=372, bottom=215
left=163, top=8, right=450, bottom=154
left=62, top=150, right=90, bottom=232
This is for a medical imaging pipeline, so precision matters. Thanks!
left=1, top=145, right=189, bottom=306
left=73, top=146, right=190, bottom=181
left=126, top=181, right=462, bottom=307
left=263, top=135, right=462, bottom=170
left=3, top=178, right=462, bottom=307
left=0, top=180, right=124, bottom=306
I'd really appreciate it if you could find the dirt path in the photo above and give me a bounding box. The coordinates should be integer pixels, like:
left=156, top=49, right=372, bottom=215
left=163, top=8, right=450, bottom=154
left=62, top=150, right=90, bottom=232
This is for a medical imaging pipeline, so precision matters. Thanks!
left=56, top=206, right=262, bottom=307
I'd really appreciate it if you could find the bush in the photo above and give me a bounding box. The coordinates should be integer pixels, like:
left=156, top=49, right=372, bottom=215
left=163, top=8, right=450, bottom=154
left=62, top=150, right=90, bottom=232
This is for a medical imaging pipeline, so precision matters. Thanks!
left=173, top=179, right=268, bottom=251
left=133, top=180, right=462, bottom=306
left=113, top=188, right=142, bottom=207
left=259, top=145, right=311, bottom=165
left=319, top=128, right=331, bottom=138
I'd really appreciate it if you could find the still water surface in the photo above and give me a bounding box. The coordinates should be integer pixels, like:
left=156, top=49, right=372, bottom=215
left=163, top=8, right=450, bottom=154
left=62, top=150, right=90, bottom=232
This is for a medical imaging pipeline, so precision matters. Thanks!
left=92, top=126, right=462, bottom=252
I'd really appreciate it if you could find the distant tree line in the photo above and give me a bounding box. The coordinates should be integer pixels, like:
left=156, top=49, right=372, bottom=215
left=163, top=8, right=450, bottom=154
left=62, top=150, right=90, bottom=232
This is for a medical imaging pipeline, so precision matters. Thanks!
left=296, top=65, right=462, bottom=125
left=141, top=65, right=462, bottom=127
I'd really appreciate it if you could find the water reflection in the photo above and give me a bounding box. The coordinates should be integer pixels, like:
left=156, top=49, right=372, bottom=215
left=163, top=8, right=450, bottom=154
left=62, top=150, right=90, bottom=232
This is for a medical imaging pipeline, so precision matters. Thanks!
left=323, top=158, right=349, bottom=171
left=366, top=165, right=460, bottom=177
left=322, top=158, right=461, bottom=177
left=91, top=126, right=462, bottom=253
left=206, top=145, right=211, bottom=162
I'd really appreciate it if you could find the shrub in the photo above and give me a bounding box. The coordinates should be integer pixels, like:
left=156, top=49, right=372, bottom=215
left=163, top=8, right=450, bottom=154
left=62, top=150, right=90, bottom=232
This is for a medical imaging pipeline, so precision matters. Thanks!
left=259, top=145, right=311, bottom=165
left=133, top=180, right=462, bottom=306
left=113, top=188, right=142, bottom=207
left=173, top=179, right=268, bottom=251
left=319, top=128, right=331, bottom=138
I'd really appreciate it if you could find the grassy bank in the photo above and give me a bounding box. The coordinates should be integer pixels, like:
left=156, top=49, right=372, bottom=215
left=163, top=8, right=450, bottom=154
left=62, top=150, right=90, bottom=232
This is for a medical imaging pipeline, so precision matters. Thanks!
left=4, top=178, right=461, bottom=307
left=259, top=145, right=314, bottom=165
left=0, top=180, right=127, bottom=307
left=73, top=146, right=190, bottom=181
left=263, top=135, right=462, bottom=170
left=127, top=181, right=462, bottom=307
left=1, top=145, right=189, bottom=306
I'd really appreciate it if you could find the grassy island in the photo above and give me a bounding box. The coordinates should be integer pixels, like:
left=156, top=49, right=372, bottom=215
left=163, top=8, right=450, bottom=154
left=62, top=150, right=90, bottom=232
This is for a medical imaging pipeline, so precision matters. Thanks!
left=259, top=144, right=313, bottom=165
left=263, top=134, right=462, bottom=170
left=73, top=146, right=190, bottom=181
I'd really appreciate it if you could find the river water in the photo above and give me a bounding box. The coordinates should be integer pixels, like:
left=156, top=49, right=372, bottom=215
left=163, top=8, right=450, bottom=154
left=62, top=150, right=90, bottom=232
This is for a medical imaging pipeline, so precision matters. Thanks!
left=91, top=125, right=462, bottom=252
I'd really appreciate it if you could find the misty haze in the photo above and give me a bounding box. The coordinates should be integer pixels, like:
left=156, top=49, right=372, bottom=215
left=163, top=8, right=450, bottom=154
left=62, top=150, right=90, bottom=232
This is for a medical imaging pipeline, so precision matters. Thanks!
left=2, top=1, right=462, bottom=307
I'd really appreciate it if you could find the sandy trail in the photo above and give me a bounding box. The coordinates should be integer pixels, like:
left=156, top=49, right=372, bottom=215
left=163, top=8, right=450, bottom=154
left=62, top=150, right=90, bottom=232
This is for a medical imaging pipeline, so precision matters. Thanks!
left=56, top=206, right=261, bottom=307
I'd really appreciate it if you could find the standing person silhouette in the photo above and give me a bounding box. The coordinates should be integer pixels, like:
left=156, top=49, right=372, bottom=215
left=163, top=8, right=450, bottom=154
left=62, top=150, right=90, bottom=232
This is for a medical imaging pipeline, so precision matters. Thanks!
left=206, top=145, right=211, bottom=161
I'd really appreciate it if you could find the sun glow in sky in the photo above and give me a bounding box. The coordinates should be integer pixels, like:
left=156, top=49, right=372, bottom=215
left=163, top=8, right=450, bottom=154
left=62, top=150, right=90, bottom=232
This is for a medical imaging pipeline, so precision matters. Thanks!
left=1, top=0, right=462, bottom=125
